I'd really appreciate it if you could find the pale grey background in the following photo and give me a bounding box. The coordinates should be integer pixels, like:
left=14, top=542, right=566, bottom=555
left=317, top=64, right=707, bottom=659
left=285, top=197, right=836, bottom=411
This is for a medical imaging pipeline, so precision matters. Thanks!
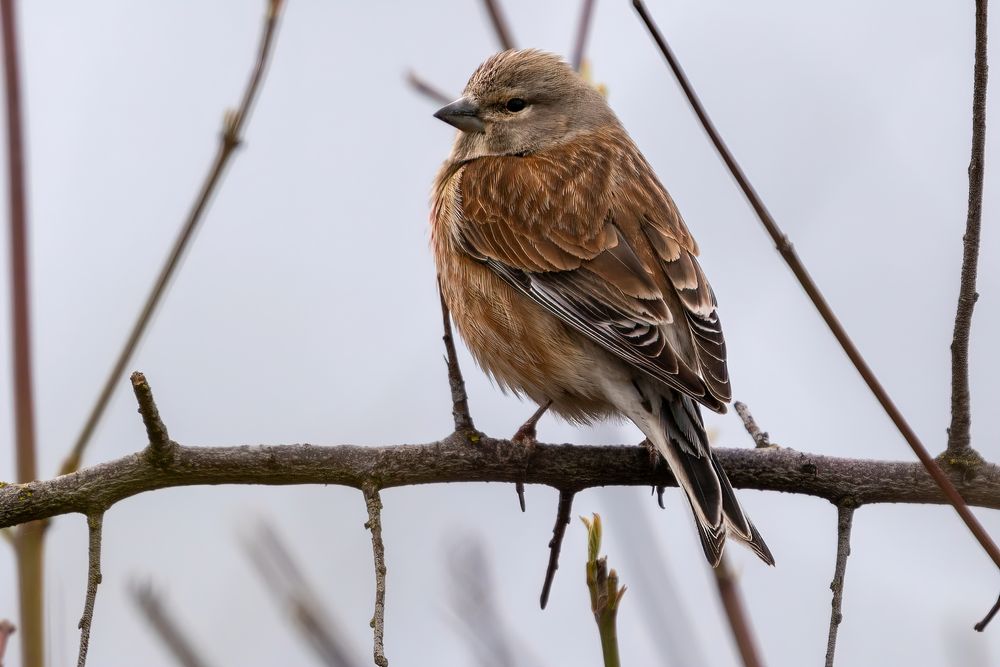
left=2, top=1, right=999, bottom=665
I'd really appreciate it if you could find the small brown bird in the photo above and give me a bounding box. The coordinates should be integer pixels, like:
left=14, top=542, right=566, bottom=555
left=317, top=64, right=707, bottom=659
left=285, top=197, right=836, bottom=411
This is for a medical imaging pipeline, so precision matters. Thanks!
left=431, top=49, right=772, bottom=567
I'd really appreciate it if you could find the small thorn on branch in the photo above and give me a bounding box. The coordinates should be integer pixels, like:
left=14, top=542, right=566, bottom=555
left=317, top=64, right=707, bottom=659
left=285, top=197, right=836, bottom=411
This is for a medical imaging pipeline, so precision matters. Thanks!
left=540, top=489, right=576, bottom=609
left=130, top=372, right=174, bottom=464
left=825, top=504, right=855, bottom=666
left=363, top=485, right=389, bottom=667
left=734, top=401, right=771, bottom=449
left=405, top=71, right=452, bottom=106
left=76, top=512, right=105, bottom=667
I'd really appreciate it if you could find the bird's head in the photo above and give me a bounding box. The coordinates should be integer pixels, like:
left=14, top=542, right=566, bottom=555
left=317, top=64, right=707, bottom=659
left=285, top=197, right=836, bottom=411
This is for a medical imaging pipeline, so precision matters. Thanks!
left=435, top=49, right=616, bottom=161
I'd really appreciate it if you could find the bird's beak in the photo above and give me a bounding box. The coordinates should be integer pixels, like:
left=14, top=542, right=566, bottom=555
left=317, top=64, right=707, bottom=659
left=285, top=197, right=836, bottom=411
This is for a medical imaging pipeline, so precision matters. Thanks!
left=434, top=96, right=485, bottom=134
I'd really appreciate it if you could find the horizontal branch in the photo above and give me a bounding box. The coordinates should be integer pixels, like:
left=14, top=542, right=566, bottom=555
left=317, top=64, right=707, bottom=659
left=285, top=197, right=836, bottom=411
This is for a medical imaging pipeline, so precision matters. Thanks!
left=3, top=437, right=1000, bottom=528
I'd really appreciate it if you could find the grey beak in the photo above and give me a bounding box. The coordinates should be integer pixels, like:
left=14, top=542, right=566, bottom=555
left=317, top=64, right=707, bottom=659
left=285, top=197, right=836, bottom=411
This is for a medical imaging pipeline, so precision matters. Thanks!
left=434, top=97, right=485, bottom=134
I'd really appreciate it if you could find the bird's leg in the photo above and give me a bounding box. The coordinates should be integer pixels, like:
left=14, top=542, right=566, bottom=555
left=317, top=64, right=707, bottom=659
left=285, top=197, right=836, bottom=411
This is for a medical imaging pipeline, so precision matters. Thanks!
left=513, top=399, right=553, bottom=512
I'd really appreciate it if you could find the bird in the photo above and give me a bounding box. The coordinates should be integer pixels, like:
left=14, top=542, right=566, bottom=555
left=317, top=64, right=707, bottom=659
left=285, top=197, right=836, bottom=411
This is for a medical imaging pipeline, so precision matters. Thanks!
left=430, top=49, right=773, bottom=567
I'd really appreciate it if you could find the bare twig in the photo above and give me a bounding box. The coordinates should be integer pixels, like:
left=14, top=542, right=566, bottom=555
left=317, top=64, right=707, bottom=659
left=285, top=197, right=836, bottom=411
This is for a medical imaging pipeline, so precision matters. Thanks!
left=59, top=0, right=286, bottom=477
left=481, top=0, right=515, bottom=51
left=734, top=401, right=771, bottom=448
left=438, top=281, right=477, bottom=437
left=406, top=71, right=452, bottom=106
left=825, top=504, right=856, bottom=665
left=513, top=399, right=552, bottom=511
left=130, top=372, right=174, bottom=464
left=2, top=2, right=44, bottom=663
left=540, top=489, right=576, bottom=609
left=242, top=519, right=360, bottom=667
left=713, top=554, right=764, bottom=667
left=631, top=0, right=1000, bottom=594
left=363, top=486, right=389, bottom=667
left=76, top=513, right=105, bottom=667
left=949, top=0, right=989, bottom=454
left=8, top=437, right=1000, bottom=530
left=976, top=596, right=1000, bottom=632
left=131, top=584, right=214, bottom=667
left=0, top=620, right=15, bottom=667
left=570, top=0, right=597, bottom=71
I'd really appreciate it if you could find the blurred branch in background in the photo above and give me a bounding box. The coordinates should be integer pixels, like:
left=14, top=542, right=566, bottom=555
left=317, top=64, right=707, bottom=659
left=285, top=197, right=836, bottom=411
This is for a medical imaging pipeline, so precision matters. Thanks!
left=480, top=0, right=515, bottom=51
left=241, top=518, right=362, bottom=667
left=0, top=620, right=15, bottom=667
left=446, top=536, right=544, bottom=667
left=59, top=0, right=286, bottom=477
left=570, top=0, right=596, bottom=71
left=824, top=504, right=856, bottom=666
left=713, top=555, right=764, bottom=667
left=947, top=0, right=988, bottom=455
left=630, top=0, right=1000, bottom=620
left=1, top=0, right=44, bottom=664
left=405, top=71, right=451, bottom=106
left=131, top=583, right=215, bottom=667
left=581, top=514, right=625, bottom=667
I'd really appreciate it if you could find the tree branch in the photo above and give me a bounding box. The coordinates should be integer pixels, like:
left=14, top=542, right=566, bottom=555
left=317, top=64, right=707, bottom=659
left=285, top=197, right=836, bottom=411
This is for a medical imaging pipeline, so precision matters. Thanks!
left=948, top=0, right=989, bottom=454
left=0, top=620, right=15, bottom=667
left=363, top=486, right=388, bottom=667
left=631, top=0, right=1000, bottom=587
left=824, top=504, right=855, bottom=666
left=540, top=489, right=576, bottom=609
left=734, top=401, right=771, bottom=449
left=130, top=584, right=214, bottom=667
left=6, top=437, right=1000, bottom=529
left=59, top=0, right=286, bottom=477
left=76, top=513, right=105, bottom=667
left=438, top=281, right=477, bottom=437
left=713, top=554, right=764, bottom=667
left=480, top=0, right=515, bottom=51
left=405, top=71, right=451, bottom=106
left=570, top=0, right=596, bottom=71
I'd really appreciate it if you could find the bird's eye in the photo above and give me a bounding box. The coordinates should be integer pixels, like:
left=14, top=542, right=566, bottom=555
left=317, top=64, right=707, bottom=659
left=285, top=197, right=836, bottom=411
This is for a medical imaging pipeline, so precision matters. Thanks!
left=505, top=98, right=527, bottom=112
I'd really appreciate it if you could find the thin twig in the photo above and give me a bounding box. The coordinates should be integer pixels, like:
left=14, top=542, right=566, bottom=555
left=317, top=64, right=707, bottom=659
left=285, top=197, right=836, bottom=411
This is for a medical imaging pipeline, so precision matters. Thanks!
left=949, top=0, right=989, bottom=454
left=734, top=401, right=771, bottom=448
left=2, top=3, right=43, bottom=663
left=242, top=519, right=361, bottom=667
left=481, top=0, right=515, bottom=51
left=76, top=512, right=105, bottom=667
left=131, top=583, right=214, bottom=667
left=713, top=554, right=764, bottom=667
left=976, top=595, right=1000, bottom=632
left=59, top=0, right=286, bottom=477
left=0, top=620, right=15, bottom=667
left=631, top=0, right=1000, bottom=597
left=130, top=372, right=173, bottom=464
left=825, top=504, right=856, bottom=665
left=540, top=489, right=576, bottom=609
left=438, top=280, right=477, bottom=437
left=363, top=486, right=389, bottom=667
left=405, top=71, right=452, bottom=106
left=570, top=0, right=597, bottom=71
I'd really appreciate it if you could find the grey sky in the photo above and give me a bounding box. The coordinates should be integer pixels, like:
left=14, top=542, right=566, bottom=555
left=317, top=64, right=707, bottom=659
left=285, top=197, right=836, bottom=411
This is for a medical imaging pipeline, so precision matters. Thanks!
left=2, top=1, right=998, bottom=665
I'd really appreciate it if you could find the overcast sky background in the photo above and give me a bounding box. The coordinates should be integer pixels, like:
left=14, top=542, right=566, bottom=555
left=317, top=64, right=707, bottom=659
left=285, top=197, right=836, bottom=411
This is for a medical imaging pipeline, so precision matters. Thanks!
left=2, top=1, right=999, bottom=665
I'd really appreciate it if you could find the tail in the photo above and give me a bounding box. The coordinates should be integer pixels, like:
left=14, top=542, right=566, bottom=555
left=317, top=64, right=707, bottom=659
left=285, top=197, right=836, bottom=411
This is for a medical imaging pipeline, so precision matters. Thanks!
left=630, top=386, right=774, bottom=567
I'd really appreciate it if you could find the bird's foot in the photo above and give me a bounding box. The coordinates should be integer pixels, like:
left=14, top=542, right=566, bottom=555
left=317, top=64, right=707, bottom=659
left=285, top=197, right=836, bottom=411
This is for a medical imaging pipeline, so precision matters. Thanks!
left=641, top=438, right=667, bottom=509
left=513, top=400, right=553, bottom=512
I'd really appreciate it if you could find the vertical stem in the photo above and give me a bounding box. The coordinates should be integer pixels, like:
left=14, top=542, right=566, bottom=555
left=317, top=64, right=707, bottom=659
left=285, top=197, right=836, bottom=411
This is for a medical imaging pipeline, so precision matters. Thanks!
left=948, top=0, right=989, bottom=453
left=1, top=2, right=43, bottom=665
left=825, top=505, right=855, bottom=666
left=76, top=513, right=104, bottom=667
left=713, top=554, right=764, bottom=667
